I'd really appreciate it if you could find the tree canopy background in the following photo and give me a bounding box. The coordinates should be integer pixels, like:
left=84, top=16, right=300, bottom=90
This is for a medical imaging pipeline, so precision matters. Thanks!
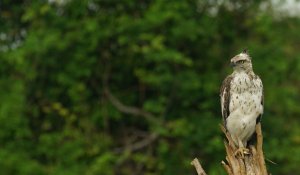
left=1, top=0, right=300, bottom=174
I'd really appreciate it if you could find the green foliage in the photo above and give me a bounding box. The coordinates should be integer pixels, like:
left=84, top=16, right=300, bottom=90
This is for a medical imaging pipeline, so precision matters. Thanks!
left=1, top=0, right=300, bottom=174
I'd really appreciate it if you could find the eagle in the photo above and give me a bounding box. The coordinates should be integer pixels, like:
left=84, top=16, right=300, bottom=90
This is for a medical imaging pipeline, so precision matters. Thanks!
left=220, top=49, right=263, bottom=157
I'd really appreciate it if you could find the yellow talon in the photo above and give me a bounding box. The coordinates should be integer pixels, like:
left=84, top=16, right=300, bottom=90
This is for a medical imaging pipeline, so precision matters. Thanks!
left=234, top=147, right=250, bottom=158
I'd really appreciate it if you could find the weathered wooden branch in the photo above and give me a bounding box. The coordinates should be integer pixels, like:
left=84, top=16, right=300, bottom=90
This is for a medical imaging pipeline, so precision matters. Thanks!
left=191, top=123, right=269, bottom=175
left=191, top=158, right=207, bottom=175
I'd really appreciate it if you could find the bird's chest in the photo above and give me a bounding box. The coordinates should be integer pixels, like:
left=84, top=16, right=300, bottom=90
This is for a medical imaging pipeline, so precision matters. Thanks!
left=229, top=73, right=261, bottom=114
left=231, top=73, right=255, bottom=93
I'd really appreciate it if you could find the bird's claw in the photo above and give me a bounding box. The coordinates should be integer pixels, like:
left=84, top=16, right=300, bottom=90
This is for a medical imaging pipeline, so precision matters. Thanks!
left=234, top=147, right=250, bottom=158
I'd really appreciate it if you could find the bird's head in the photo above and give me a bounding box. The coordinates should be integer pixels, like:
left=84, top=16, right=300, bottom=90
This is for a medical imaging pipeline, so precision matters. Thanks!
left=230, top=49, right=252, bottom=71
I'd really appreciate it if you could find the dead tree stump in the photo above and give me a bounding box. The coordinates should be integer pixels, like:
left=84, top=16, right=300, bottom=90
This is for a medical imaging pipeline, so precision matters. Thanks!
left=191, top=123, right=269, bottom=175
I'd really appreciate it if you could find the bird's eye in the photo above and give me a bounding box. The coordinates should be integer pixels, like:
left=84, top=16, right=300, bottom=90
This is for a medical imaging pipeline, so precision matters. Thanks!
left=238, top=60, right=245, bottom=64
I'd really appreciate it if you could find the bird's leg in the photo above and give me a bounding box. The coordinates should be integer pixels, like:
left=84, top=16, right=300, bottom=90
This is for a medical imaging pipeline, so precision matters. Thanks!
left=234, top=139, right=250, bottom=158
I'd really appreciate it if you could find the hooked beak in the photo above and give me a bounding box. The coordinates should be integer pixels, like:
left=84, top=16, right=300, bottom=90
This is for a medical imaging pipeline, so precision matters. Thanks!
left=230, top=61, right=236, bottom=67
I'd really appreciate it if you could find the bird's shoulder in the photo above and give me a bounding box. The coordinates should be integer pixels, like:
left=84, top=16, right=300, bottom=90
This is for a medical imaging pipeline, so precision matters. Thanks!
left=220, top=74, right=234, bottom=96
left=254, top=74, right=264, bottom=105
left=253, top=73, right=263, bottom=88
left=220, top=74, right=234, bottom=125
left=252, top=73, right=262, bottom=80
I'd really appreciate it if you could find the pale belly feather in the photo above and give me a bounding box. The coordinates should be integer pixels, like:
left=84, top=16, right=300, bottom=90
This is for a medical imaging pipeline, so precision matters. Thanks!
left=226, top=72, right=263, bottom=146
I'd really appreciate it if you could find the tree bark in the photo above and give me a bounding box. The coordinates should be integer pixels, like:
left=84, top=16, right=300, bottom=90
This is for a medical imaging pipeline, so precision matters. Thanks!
left=191, top=123, right=269, bottom=175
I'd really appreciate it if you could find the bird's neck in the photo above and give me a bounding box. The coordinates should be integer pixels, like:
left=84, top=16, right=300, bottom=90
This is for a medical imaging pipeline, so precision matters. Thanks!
left=234, top=67, right=253, bottom=75
left=233, top=68, right=256, bottom=81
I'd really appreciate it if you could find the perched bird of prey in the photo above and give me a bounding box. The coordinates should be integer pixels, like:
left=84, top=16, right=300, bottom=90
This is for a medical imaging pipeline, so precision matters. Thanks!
left=220, top=49, right=263, bottom=157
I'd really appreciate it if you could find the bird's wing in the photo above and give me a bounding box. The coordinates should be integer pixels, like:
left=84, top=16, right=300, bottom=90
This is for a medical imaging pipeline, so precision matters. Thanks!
left=261, top=87, right=264, bottom=110
left=220, top=75, right=233, bottom=127
left=256, top=75, right=264, bottom=124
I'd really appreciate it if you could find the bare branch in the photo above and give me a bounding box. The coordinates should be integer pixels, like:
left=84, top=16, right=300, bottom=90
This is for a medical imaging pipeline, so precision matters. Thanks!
left=129, top=133, right=158, bottom=151
left=220, top=123, right=269, bottom=175
left=102, top=62, right=162, bottom=125
left=256, top=123, right=268, bottom=175
left=192, top=124, right=269, bottom=175
left=222, top=161, right=233, bottom=175
left=102, top=61, right=162, bottom=155
left=114, top=133, right=158, bottom=153
left=103, top=87, right=161, bottom=124
left=191, top=158, right=207, bottom=175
